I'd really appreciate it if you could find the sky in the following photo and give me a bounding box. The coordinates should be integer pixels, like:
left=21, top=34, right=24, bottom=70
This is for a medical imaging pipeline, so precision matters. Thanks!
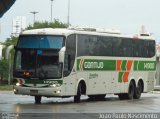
left=0, top=0, right=160, bottom=42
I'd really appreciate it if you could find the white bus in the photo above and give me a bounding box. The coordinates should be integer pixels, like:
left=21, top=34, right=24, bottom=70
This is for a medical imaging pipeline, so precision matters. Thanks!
left=13, top=28, right=156, bottom=103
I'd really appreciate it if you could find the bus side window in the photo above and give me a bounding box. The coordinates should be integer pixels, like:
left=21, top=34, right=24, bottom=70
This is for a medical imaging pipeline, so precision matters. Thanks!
left=98, top=36, right=112, bottom=56
left=112, top=37, right=121, bottom=56
left=148, top=40, right=155, bottom=57
left=132, top=40, right=139, bottom=57
left=63, top=34, right=76, bottom=77
left=64, top=54, right=71, bottom=76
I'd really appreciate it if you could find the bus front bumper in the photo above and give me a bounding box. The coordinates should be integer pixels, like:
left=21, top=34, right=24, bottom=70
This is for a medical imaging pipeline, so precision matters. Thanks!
left=13, top=86, right=62, bottom=97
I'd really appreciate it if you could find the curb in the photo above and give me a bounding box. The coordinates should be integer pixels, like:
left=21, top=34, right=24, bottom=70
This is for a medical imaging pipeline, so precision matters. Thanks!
left=154, top=86, right=160, bottom=91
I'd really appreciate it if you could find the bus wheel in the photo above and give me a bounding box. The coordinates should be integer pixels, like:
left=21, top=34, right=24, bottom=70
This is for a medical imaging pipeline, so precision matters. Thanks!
left=134, top=81, right=142, bottom=99
left=74, top=83, right=81, bottom=103
left=35, top=96, right=42, bottom=104
left=126, top=81, right=135, bottom=99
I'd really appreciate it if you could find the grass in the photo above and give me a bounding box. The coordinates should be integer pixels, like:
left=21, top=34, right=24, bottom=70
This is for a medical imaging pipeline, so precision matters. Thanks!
left=0, top=85, right=13, bottom=91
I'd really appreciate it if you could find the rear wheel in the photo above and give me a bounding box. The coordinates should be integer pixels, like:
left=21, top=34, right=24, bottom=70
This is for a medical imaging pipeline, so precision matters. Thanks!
left=35, top=96, right=41, bottom=104
left=134, top=81, right=142, bottom=99
left=74, top=83, right=81, bottom=103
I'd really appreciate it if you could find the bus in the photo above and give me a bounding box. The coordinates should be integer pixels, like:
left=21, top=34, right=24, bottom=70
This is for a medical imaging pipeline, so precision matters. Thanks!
left=13, top=28, right=156, bottom=104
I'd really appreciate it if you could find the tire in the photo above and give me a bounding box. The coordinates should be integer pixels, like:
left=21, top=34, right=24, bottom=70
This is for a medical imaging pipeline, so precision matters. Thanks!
left=74, top=83, right=81, bottom=103
left=134, top=81, right=142, bottom=99
left=35, top=96, right=42, bottom=104
left=126, top=81, right=135, bottom=99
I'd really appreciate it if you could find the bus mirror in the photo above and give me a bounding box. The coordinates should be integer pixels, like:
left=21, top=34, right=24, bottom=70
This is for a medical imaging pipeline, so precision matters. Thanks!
left=59, top=47, right=66, bottom=63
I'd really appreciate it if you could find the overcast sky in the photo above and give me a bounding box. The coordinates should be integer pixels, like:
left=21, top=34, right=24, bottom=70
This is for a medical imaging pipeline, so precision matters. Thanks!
left=0, top=0, right=160, bottom=42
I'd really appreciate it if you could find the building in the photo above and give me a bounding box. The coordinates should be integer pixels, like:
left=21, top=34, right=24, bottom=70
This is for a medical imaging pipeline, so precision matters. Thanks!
left=0, top=42, right=4, bottom=60
left=12, top=16, right=26, bottom=37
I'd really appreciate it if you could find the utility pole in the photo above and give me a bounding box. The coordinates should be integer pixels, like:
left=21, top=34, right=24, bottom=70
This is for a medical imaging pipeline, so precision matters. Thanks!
left=67, top=0, right=70, bottom=27
left=50, top=0, right=54, bottom=22
left=30, top=11, right=38, bottom=24
left=5, top=45, right=14, bottom=85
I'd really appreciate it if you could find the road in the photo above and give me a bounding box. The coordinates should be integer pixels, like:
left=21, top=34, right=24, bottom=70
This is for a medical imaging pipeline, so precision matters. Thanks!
left=0, top=91, right=160, bottom=119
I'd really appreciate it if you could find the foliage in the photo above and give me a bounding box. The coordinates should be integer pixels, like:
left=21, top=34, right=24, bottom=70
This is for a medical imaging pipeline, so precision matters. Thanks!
left=0, top=59, right=9, bottom=81
left=0, top=85, right=13, bottom=90
left=26, top=19, right=68, bottom=30
left=4, top=36, right=18, bottom=46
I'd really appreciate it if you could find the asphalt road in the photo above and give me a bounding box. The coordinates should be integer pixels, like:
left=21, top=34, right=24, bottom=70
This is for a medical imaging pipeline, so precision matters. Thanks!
left=0, top=91, right=160, bottom=119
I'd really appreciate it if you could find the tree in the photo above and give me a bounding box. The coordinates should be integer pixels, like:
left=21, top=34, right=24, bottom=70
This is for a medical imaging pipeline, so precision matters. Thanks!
left=26, top=19, right=68, bottom=30
left=0, top=59, right=9, bottom=81
left=4, top=36, right=18, bottom=46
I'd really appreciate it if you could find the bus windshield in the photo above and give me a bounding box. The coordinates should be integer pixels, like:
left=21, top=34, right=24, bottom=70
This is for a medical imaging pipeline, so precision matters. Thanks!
left=17, top=35, right=64, bottom=49
left=13, top=35, right=64, bottom=79
left=14, top=49, right=62, bottom=79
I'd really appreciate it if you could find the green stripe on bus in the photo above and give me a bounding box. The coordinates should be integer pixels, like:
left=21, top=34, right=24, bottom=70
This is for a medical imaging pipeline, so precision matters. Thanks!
left=133, top=61, right=156, bottom=71
left=118, top=72, right=123, bottom=83
left=134, top=61, right=138, bottom=70
left=77, top=59, right=80, bottom=70
left=77, top=59, right=156, bottom=71
left=121, top=60, right=127, bottom=71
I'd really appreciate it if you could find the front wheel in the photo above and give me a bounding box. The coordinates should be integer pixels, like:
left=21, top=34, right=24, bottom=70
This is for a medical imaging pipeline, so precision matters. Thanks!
left=118, top=81, right=135, bottom=100
left=74, top=83, right=81, bottom=103
left=126, top=81, right=135, bottom=99
left=35, top=96, right=42, bottom=104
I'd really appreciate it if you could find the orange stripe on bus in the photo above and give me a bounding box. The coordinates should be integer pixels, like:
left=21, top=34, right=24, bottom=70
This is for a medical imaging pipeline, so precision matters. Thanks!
left=116, top=60, right=122, bottom=71
left=126, top=60, right=133, bottom=71
left=123, top=72, right=129, bottom=82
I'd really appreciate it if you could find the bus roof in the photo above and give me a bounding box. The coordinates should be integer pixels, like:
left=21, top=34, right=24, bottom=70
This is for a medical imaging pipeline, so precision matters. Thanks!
left=21, top=28, right=154, bottom=40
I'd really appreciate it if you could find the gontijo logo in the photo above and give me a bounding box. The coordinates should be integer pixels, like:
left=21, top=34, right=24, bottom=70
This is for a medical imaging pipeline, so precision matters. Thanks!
left=84, top=62, right=104, bottom=69
left=78, top=59, right=104, bottom=71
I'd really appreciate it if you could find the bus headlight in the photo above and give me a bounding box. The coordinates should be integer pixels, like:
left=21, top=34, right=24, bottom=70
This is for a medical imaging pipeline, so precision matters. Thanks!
left=14, top=89, right=17, bottom=92
left=54, top=90, right=61, bottom=94
left=50, top=83, right=61, bottom=87
left=51, top=84, right=56, bottom=87
left=56, top=90, right=61, bottom=94
left=16, top=83, right=21, bottom=86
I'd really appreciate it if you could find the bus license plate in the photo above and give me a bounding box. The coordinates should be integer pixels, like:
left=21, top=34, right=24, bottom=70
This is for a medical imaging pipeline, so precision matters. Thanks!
left=30, top=90, right=38, bottom=94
